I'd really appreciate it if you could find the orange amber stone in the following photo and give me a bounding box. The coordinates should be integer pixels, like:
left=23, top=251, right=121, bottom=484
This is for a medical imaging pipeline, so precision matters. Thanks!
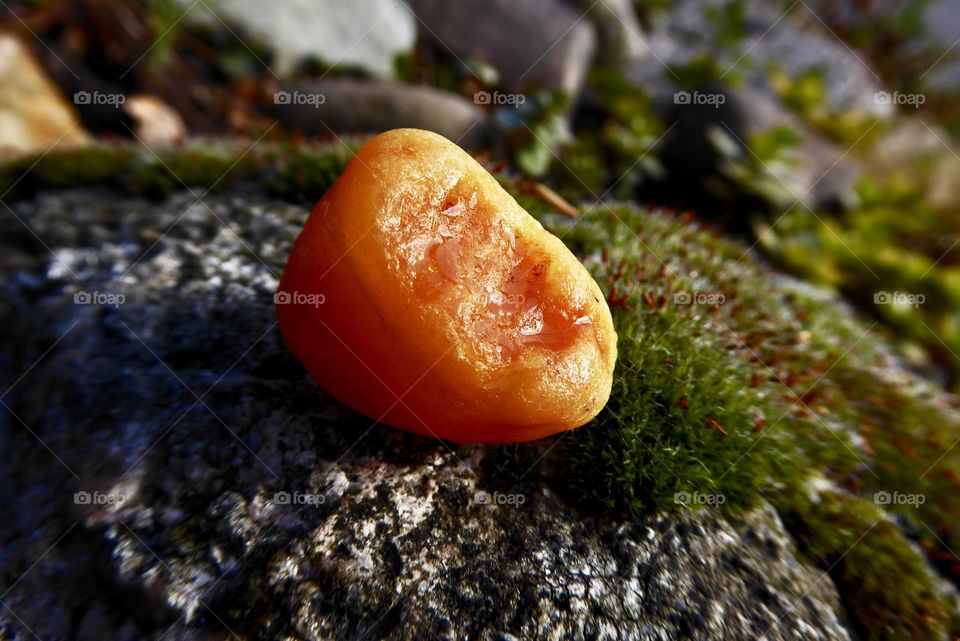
left=276, top=129, right=617, bottom=443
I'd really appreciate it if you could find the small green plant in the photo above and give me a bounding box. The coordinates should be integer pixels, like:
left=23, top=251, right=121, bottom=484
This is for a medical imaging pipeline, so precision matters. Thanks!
left=511, top=91, right=573, bottom=179
left=534, top=70, right=666, bottom=201
left=717, top=124, right=802, bottom=210
left=146, top=0, right=190, bottom=69
left=767, top=66, right=882, bottom=146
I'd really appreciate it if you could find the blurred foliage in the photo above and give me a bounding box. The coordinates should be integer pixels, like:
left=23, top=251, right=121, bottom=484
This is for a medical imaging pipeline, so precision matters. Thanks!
left=510, top=92, right=573, bottom=179
left=715, top=124, right=802, bottom=210
left=632, top=0, right=674, bottom=25
left=704, top=0, right=749, bottom=50
left=768, top=67, right=828, bottom=120
left=511, top=70, right=665, bottom=201
left=804, top=0, right=939, bottom=94
left=656, top=29, right=960, bottom=393
left=768, top=66, right=882, bottom=147
left=393, top=51, right=463, bottom=93
left=146, top=0, right=189, bottom=68
left=671, top=53, right=744, bottom=89
left=757, top=166, right=960, bottom=391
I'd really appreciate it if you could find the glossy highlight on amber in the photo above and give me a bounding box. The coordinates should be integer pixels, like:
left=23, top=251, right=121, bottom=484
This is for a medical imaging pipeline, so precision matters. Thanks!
left=276, top=129, right=617, bottom=443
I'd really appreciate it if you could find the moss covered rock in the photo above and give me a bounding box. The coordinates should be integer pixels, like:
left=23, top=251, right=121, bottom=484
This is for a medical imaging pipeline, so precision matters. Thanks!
left=1, top=142, right=958, bottom=640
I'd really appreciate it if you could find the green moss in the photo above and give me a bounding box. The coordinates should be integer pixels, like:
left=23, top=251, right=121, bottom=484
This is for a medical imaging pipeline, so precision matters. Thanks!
left=543, top=203, right=862, bottom=516
left=542, top=199, right=960, bottom=518
left=261, top=141, right=360, bottom=202
left=829, top=366, right=960, bottom=587
left=0, top=139, right=359, bottom=203
left=0, top=146, right=138, bottom=197
left=549, top=211, right=799, bottom=513
left=780, top=490, right=949, bottom=641
left=127, top=147, right=237, bottom=197
left=560, top=304, right=791, bottom=514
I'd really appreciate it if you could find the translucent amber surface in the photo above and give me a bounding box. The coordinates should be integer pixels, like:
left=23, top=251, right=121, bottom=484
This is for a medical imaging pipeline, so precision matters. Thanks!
left=276, top=129, right=617, bottom=443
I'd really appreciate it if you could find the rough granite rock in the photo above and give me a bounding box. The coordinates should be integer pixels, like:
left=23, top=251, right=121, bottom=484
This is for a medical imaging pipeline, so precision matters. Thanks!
left=0, top=187, right=851, bottom=640
left=271, top=79, right=489, bottom=149
left=406, top=0, right=596, bottom=96
left=569, top=0, right=649, bottom=68
left=180, top=0, right=417, bottom=78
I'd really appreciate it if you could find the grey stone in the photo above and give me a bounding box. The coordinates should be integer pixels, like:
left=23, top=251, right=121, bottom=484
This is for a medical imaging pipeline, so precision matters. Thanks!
left=0, top=187, right=851, bottom=640
left=181, top=0, right=417, bottom=77
left=920, top=0, right=960, bottom=93
left=649, top=84, right=859, bottom=211
left=616, top=0, right=873, bottom=211
left=628, top=0, right=886, bottom=116
left=797, top=0, right=960, bottom=95
left=732, top=87, right=861, bottom=209
left=272, top=79, right=489, bottom=149
left=569, top=0, right=649, bottom=67
left=406, top=0, right=596, bottom=96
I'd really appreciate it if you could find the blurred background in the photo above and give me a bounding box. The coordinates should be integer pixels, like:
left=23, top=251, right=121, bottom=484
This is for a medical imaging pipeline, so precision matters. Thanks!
left=6, top=3, right=960, bottom=640
left=2, top=0, right=960, bottom=390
